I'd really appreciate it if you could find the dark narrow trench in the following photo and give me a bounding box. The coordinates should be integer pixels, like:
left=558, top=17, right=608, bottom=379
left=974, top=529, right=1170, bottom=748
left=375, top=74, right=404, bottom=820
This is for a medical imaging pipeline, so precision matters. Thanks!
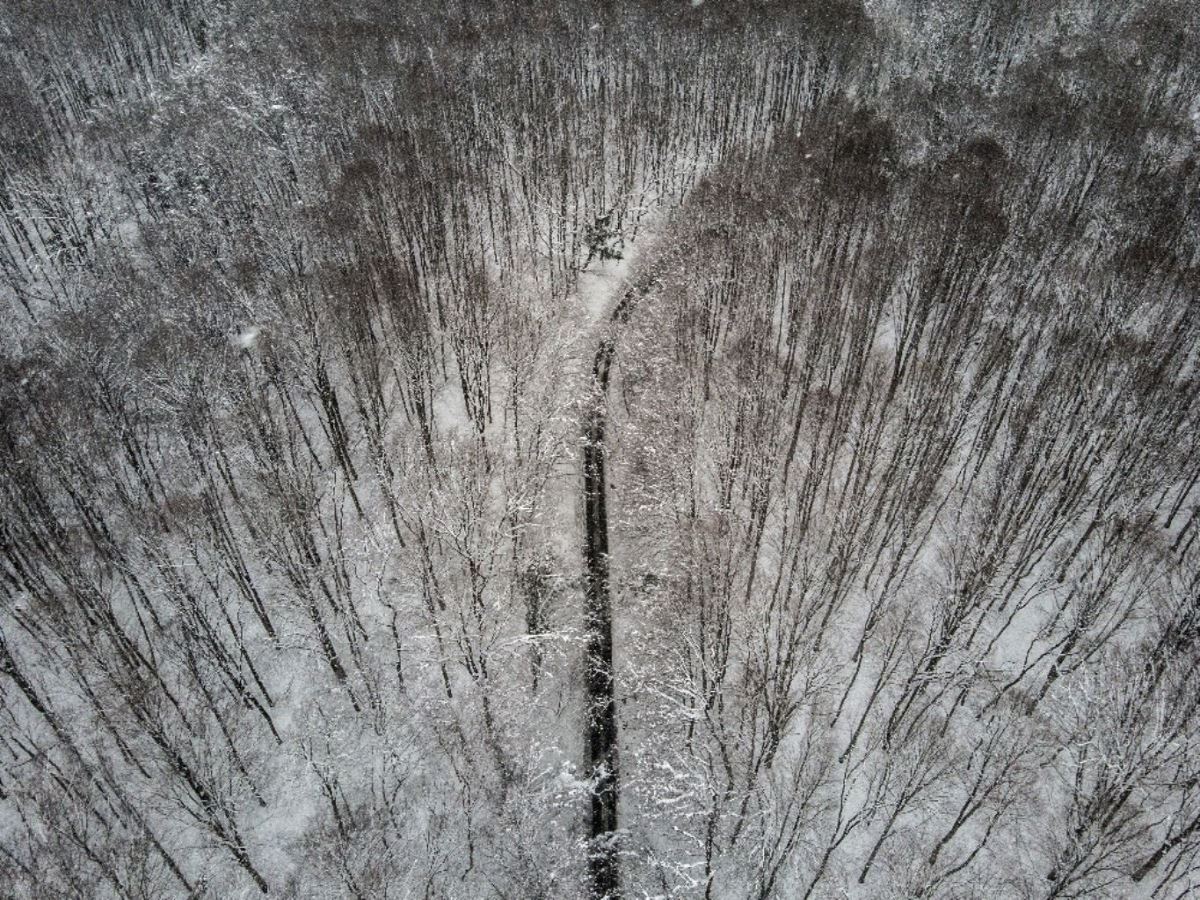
left=582, top=284, right=641, bottom=900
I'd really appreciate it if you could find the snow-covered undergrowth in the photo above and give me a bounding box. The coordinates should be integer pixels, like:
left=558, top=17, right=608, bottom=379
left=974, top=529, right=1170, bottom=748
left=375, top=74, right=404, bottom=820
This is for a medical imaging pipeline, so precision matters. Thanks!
left=1, top=2, right=1199, bottom=898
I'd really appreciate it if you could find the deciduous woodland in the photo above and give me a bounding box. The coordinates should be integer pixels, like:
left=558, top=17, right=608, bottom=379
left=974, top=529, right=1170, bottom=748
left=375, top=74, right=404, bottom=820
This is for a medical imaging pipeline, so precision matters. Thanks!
left=2, top=1, right=1200, bottom=897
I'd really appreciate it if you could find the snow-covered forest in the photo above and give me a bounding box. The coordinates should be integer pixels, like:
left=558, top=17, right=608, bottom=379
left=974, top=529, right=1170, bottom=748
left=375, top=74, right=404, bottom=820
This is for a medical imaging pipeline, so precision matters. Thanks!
left=2, top=1, right=1199, bottom=897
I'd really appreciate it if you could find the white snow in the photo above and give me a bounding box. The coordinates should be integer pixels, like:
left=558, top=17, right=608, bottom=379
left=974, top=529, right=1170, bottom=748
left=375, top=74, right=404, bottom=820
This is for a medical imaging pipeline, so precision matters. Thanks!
left=234, top=325, right=261, bottom=349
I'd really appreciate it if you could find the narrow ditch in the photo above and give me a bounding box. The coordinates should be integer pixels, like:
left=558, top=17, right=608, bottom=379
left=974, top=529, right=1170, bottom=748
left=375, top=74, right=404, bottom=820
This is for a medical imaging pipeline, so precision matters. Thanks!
left=582, top=283, right=644, bottom=900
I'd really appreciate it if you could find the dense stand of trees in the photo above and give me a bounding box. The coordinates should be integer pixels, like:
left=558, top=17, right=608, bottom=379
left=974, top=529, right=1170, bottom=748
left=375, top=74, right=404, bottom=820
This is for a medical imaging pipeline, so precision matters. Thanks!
left=611, top=22, right=1200, bottom=895
left=1, top=1, right=1198, bottom=897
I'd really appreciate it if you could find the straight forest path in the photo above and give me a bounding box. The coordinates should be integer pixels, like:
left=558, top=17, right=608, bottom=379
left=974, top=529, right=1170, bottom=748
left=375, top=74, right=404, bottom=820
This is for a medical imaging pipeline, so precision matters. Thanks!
left=578, top=245, right=661, bottom=900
